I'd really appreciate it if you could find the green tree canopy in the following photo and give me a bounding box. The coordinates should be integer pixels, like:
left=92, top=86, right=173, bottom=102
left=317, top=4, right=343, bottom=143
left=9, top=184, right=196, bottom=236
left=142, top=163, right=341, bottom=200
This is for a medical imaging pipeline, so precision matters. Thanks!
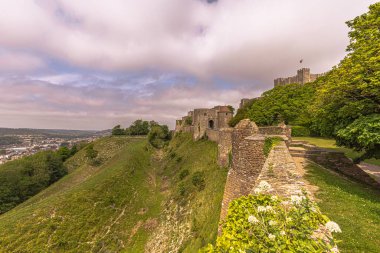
left=111, top=125, right=126, bottom=136
left=148, top=124, right=171, bottom=148
left=310, top=3, right=380, bottom=136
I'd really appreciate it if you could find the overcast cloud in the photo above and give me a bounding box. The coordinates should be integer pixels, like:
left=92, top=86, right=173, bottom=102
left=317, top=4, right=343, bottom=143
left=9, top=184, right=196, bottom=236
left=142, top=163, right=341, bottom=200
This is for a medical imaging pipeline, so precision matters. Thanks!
left=0, top=0, right=376, bottom=129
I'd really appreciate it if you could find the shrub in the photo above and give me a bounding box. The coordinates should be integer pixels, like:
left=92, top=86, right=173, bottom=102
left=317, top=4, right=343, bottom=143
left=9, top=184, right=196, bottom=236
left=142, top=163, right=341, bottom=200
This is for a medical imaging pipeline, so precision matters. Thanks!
left=178, top=182, right=187, bottom=196
left=201, top=181, right=340, bottom=252
left=192, top=171, right=206, bottom=191
left=179, top=169, right=190, bottom=180
left=148, top=124, right=171, bottom=148
left=291, top=126, right=311, bottom=137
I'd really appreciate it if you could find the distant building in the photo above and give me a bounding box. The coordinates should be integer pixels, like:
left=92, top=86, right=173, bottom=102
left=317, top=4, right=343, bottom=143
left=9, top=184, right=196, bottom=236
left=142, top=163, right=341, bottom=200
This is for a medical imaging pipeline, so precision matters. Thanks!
left=274, top=68, right=325, bottom=87
left=175, top=105, right=233, bottom=140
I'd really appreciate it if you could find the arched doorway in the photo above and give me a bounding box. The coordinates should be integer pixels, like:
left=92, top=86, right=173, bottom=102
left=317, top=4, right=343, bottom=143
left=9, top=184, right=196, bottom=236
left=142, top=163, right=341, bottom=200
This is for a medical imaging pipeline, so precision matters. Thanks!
left=208, top=120, right=214, bottom=129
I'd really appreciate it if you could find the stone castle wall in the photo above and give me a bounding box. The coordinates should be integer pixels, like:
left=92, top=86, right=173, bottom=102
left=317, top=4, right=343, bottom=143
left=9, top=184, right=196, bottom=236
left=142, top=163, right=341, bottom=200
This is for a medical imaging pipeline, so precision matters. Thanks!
left=176, top=105, right=233, bottom=140
left=206, top=129, right=219, bottom=142
left=274, top=68, right=325, bottom=87
left=218, top=128, right=233, bottom=167
left=219, top=120, right=267, bottom=220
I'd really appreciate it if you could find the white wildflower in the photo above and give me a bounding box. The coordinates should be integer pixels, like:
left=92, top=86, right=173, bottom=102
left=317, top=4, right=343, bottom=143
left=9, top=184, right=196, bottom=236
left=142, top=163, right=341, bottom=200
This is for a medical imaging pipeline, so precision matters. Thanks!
left=280, top=230, right=286, bottom=236
left=290, top=195, right=305, bottom=205
left=281, top=201, right=290, bottom=206
left=257, top=206, right=266, bottom=213
left=331, top=246, right=339, bottom=253
left=325, top=221, right=342, bottom=233
left=258, top=181, right=272, bottom=190
left=268, top=233, right=276, bottom=240
left=254, top=181, right=272, bottom=194
left=310, top=206, right=317, bottom=213
left=265, top=206, right=275, bottom=213
left=268, top=220, right=277, bottom=226
left=248, top=215, right=259, bottom=224
left=271, top=195, right=278, bottom=201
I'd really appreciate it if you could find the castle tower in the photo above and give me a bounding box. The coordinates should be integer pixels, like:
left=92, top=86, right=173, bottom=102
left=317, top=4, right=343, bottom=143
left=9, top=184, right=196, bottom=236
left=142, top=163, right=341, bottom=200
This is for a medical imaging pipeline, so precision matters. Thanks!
left=296, top=68, right=311, bottom=85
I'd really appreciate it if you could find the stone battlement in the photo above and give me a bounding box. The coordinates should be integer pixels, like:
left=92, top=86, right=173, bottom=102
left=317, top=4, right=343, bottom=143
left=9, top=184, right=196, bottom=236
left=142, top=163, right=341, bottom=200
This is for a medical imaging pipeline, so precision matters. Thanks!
left=274, top=68, right=325, bottom=87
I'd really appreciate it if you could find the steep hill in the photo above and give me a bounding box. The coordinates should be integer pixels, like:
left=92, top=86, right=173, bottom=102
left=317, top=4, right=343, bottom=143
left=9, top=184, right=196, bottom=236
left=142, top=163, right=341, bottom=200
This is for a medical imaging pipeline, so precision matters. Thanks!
left=0, top=133, right=227, bottom=252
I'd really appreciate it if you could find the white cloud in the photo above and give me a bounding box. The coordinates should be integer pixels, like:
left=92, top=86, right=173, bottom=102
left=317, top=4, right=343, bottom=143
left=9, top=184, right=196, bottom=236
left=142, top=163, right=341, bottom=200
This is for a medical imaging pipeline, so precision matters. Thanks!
left=0, top=0, right=376, bottom=82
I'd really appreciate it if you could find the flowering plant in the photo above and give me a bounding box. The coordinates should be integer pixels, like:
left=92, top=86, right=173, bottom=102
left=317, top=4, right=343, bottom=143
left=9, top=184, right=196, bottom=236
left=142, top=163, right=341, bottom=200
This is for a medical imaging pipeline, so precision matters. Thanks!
left=201, top=181, right=341, bottom=253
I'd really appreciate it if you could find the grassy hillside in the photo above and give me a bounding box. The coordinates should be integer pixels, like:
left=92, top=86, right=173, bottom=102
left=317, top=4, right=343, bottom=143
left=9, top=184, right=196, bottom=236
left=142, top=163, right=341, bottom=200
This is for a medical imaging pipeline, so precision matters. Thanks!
left=146, top=132, right=228, bottom=252
left=0, top=133, right=227, bottom=252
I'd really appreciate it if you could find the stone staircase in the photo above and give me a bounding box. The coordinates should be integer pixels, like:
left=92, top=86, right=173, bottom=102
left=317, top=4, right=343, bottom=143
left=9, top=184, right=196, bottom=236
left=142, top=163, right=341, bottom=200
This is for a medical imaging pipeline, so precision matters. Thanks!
left=288, top=141, right=345, bottom=159
left=288, top=140, right=380, bottom=189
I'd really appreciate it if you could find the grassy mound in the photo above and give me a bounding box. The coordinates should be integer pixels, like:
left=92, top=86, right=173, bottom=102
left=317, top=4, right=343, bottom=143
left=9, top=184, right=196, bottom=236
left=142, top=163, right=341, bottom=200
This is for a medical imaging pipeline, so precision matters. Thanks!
left=0, top=133, right=227, bottom=252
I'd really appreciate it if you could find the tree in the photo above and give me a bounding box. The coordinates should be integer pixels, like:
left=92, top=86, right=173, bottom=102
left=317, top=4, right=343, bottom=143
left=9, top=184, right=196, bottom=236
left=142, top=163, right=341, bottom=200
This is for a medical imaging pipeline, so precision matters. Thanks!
left=148, top=124, right=171, bottom=148
left=57, top=146, right=71, bottom=162
left=310, top=3, right=380, bottom=137
left=230, top=83, right=317, bottom=127
left=111, top=125, right=126, bottom=136
left=128, top=120, right=150, bottom=135
left=336, top=114, right=380, bottom=162
left=85, top=144, right=98, bottom=160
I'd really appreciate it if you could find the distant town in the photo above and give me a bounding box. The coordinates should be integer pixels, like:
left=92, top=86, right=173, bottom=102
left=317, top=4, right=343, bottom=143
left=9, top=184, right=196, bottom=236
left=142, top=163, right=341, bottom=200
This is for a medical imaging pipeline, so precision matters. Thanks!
left=0, top=128, right=110, bottom=165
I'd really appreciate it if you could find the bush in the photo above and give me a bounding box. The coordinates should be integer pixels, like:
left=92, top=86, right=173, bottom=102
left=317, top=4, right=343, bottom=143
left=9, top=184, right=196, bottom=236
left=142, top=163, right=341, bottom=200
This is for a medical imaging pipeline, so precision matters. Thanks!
left=179, top=169, right=190, bottom=180
left=201, top=181, right=340, bottom=252
left=0, top=151, right=68, bottom=214
left=291, top=126, right=311, bottom=137
left=148, top=124, right=171, bottom=148
left=192, top=171, right=206, bottom=191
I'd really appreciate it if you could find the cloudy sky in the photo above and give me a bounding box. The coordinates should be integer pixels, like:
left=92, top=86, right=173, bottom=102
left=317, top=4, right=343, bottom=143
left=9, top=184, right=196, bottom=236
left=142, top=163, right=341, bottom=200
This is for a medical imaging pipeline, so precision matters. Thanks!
left=0, top=0, right=376, bottom=130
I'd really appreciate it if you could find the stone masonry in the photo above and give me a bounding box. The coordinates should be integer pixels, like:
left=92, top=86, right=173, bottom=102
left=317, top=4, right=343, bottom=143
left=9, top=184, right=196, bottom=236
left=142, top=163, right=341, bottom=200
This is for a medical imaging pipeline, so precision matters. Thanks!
left=274, top=68, right=325, bottom=87
left=219, top=120, right=267, bottom=220
left=175, top=105, right=233, bottom=140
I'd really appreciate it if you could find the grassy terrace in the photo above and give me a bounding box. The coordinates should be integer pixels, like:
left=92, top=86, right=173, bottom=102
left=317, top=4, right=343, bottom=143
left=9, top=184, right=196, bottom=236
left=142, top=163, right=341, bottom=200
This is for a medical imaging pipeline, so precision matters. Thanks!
left=293, top=137, right=380, bottom=166
left=305, top=162, right=380, bottom=253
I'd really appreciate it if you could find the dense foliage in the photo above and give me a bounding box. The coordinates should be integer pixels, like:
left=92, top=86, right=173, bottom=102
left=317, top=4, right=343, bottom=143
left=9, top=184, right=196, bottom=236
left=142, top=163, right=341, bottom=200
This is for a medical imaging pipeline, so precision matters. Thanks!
left=202, top=182, right=340, bottom=252
left=336, top=114, right=380, bottom=162
left=231, top=83, right=317, bottom=127
left=148, top=124, right=171, bottom=148
left=0, top=146, right=78, bottom=214
left=111, top=125, right=126, bottom=135
left=111, top=120, right=165, bottom=136
left=291, top=126, right=311, bottom=137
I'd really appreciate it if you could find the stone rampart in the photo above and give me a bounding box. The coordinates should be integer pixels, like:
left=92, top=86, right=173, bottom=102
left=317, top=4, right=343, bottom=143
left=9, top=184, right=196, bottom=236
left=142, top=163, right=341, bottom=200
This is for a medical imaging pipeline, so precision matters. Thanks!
left=258, top=126, right=291, bottom=138
left=206, top=129, right=219, bottom=142
left=217, top=128, right=233, bottom=167
left=219, top=120, right=266, bottom=220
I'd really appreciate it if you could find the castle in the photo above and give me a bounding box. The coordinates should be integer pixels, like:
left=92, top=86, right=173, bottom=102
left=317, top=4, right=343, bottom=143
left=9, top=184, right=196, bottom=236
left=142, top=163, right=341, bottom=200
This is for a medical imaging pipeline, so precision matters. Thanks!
left=274, top=68, right=325, bottom=87
left=175, top=105, right=233, bottom=140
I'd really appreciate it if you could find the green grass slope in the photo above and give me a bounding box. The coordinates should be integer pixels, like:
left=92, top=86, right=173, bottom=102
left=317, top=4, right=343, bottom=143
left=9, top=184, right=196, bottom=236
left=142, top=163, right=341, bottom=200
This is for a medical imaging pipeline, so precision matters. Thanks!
left=146, top=133, right=228, bottom=252
left=305, top=162, right=380, bottom=253
left=0, top=133, right=227, bottom=252
left=0, top=136, right=163, bottom=252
